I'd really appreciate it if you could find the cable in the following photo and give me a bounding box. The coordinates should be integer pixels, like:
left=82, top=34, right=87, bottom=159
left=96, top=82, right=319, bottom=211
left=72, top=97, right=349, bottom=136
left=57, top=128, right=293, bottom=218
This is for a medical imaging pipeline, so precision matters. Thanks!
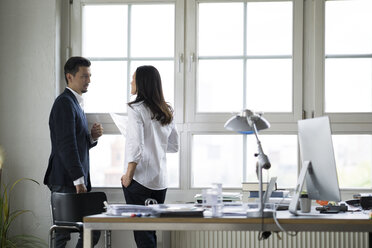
left=258, top=208, right=272, bottom=240
left=272, top=203, right=298, bottom=237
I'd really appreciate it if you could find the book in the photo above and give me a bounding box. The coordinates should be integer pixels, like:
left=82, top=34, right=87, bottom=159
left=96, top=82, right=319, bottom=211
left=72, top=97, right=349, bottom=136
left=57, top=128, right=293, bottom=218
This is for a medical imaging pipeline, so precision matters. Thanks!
left=248, top=190, right=289, bottom=198
left=242, top=182, right=276, bottom=191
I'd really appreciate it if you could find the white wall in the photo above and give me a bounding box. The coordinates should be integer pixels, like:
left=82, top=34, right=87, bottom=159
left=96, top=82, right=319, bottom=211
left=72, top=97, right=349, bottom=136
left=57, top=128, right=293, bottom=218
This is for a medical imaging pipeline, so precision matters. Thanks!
left=0, top=0, right=57, bottom=243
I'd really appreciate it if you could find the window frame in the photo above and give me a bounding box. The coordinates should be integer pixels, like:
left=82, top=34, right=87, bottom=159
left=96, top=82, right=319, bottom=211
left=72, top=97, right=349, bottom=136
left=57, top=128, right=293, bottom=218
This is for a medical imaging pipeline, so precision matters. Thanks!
left=185, top=0, right=304, bottom=189
left=314, top=0, right=372, bottom=124
left=311, top=0, right=372, bottom=191
left=70, top=0, right=185, bottom=188
left=185, top=0, right=304, bottom=125
left=71, top=0, right=185, bottom=134
left=67, top=0, right=372, bottom=191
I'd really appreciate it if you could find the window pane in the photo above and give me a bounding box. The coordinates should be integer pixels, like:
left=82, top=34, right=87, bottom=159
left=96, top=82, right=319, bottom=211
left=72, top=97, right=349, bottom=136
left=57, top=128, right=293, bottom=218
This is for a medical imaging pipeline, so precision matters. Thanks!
left=333, top=135, right=372, bottom=188
left=90, top=134, right=180, bottom=188
left=82, top=5, right=127, bottom=58
left=90, top=135, right=125, bottom=187
left=198, top=60, right=243, bottom=112
left=246, top=59, right=292, bottom=112
left=246, top=2, right=292, bottom=56
left=246, top=135, right=298, bottom=188
left=325, top=58, right=372, bottom=112
left=85, top=61, right=127, bottom=113
left=167, top=153, right=180, bottom=188
left=131, top=4, right=174, bottom=57
left=192, top=135, right=243, bottom=188
left=325, top=0, right=372, bottom=55
left=198, top=3, right=244, bottom=56
left=130, top=61, right=175, bottom=107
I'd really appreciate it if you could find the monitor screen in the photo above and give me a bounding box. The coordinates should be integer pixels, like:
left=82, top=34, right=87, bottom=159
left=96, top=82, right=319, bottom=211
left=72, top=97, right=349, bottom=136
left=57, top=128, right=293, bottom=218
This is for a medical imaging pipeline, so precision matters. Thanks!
left=298, top=116, right=341, bottom=202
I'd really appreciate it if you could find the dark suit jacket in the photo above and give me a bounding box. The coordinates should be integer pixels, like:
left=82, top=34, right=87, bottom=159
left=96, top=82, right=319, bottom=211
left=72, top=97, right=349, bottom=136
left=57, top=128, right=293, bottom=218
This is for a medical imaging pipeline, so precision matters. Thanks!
left=44, top=89, right=96, bottom=191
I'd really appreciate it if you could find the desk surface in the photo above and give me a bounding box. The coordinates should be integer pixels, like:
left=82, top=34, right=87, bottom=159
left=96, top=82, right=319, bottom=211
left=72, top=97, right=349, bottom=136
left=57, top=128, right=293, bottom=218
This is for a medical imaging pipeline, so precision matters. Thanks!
left=84, top=210, right=372, bottom=232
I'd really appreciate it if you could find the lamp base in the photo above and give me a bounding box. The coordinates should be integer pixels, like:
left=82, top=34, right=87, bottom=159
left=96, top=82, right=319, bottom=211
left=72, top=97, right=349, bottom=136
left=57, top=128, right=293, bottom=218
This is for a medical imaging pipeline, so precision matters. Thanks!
left=246, top=208, right=274, bottom=218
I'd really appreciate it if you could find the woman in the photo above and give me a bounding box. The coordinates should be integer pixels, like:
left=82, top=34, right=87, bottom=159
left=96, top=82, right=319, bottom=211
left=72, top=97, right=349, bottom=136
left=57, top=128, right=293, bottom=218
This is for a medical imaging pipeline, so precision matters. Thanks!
left=121, top=65, right=179, bottom=248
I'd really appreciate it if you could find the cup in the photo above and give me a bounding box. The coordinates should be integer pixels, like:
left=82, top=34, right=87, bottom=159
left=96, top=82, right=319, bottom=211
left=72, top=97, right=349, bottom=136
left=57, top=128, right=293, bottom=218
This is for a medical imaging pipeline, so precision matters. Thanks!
left=212, top=183, right=223, bottom=204
left=300, top=195, right=311, bottom=213
left=203, top=188, right=223, bottom=217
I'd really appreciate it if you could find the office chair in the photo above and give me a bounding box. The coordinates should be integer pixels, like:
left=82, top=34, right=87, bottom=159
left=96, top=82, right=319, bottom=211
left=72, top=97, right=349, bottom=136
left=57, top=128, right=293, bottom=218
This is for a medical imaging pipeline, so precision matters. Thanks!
left=49, top=191, right=109, bottom=248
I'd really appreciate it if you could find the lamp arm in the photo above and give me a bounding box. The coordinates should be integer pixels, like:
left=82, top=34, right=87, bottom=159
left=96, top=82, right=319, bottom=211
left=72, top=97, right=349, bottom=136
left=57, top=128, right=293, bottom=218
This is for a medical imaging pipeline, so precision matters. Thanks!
left=251, top=121, right=272, bottom=217
left=251, top=122, right=271, bottom=170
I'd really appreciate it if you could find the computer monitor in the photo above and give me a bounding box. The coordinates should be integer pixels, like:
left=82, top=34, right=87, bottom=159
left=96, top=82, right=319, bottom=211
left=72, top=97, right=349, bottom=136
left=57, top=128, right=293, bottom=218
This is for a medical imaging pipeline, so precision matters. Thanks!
left=289, top=116, right=341, bottom=215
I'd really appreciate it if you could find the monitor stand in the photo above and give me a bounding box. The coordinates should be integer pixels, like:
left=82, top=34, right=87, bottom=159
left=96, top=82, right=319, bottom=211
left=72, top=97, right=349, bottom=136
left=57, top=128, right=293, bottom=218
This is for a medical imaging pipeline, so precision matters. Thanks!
left=289, top=161, right=311, bottom=215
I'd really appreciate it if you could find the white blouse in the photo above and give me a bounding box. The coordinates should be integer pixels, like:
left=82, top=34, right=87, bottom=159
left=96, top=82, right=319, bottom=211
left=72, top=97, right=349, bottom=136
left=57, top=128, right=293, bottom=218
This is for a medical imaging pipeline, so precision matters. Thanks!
left=124, top=101, right=179, bottom=190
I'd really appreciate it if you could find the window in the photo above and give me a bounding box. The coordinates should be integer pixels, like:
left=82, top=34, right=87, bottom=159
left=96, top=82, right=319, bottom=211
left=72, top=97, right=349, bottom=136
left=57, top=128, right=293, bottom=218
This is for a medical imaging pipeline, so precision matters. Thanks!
left=333, top=135, right=372, bottom=188
left=72, top=0, right=183, bottom=187
left=81, top=4, right=176, bottom=113
left=70, top=0, right=372, bottom=191
left=187, top=0, right=302, bottom=189
left=246, top=135, right=298, bottom=188
left=191, top=134, right=244, bottom=188
left=324, top=0, right=372, bottom=113
left=89, top=135, right=124, bottom=187
left=313, top=0, right=372, bottom=188
left=191, top=134, right=298, bottom=188
left=197, top=2, right=293, bottom=113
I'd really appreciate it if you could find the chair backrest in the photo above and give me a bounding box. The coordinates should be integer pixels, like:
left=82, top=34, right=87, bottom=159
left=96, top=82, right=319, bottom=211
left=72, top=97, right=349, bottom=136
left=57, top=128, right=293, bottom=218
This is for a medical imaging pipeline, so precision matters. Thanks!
left=51, top=192, right=107, bottom=224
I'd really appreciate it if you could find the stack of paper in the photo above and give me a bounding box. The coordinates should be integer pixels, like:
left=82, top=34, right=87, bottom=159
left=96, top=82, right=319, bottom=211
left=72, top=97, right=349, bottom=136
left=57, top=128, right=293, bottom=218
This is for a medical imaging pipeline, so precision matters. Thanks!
left=194, top=192, right=242, bottom=203
left=105, top=203, right=152, bottom=216
left=151, top=204, right=204, bottom=217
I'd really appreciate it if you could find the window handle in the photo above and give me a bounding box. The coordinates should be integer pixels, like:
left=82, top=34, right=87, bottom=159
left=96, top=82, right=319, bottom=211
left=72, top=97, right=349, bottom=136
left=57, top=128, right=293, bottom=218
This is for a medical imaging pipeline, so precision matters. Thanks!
left=188, top=53, right=195, bottom=72
left=303, top=110, right=315, bottom=119
left=178, top=53, right=184, bottom=73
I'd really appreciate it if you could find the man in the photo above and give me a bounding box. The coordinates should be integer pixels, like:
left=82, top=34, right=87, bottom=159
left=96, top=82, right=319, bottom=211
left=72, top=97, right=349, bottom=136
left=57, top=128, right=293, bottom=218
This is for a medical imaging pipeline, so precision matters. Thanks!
left=44, top=56, right=103, bottom=247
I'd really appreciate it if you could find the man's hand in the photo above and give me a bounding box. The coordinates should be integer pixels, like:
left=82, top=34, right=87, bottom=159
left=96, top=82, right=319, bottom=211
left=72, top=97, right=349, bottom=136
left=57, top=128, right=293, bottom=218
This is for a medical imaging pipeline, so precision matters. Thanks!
left=75, top=183, right=87, bottom=193
left=91, top=123, right=103, bottom=140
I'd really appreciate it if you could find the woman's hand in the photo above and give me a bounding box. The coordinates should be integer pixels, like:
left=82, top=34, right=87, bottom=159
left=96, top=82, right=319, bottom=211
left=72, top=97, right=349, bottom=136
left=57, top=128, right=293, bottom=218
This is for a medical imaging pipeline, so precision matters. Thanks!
left=121, top=173, right=132, bottom=188
left=121, top=162, right=137, bottom=187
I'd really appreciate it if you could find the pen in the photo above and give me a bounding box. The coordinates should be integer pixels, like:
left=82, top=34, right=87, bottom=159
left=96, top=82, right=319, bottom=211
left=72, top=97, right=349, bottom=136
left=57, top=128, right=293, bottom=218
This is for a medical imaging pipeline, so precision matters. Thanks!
left=121, top=213, right=147, bottom=217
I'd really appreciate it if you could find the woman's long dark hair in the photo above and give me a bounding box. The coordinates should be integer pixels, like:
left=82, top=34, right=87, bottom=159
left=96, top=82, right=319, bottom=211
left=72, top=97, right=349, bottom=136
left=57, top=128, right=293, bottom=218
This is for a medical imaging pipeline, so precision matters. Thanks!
left=128, top=65, right=173, bottom=126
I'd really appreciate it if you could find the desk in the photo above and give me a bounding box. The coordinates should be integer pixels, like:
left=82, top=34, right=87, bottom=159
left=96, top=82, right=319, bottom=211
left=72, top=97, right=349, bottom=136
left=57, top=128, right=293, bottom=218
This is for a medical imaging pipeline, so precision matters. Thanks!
left=83, top=211, right=372, bottom=248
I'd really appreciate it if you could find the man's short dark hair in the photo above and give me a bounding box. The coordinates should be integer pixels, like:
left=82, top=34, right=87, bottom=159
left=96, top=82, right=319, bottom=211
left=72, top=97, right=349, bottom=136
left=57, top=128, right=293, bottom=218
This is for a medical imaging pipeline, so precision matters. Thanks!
left=64, top=56, right=91, bottom=84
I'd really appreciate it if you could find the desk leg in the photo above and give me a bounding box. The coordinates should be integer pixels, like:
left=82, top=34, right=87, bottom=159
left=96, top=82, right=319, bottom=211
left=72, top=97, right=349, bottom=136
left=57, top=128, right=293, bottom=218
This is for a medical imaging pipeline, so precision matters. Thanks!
left=83, top=228, right=92, bottom=248
left=104, top=230, right=111, bottom=248
left=369, top=232, right=372, bottom=248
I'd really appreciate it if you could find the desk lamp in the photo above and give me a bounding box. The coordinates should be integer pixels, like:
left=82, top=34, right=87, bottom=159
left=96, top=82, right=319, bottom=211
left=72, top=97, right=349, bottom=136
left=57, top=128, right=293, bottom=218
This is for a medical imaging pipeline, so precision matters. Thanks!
left=224, top=109, right=272, bottom=218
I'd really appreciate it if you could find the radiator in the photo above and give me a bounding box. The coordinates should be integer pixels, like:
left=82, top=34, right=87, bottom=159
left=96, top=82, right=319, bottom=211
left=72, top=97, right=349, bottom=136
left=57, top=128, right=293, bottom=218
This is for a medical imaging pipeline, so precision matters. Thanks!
left=170, top=231, right=368, bottom=248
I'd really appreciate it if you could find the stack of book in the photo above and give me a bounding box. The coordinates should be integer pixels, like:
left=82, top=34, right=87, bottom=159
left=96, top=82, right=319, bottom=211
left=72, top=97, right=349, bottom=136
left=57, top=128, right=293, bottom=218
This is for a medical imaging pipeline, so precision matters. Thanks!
left=241, top=182, right=290, bottom=203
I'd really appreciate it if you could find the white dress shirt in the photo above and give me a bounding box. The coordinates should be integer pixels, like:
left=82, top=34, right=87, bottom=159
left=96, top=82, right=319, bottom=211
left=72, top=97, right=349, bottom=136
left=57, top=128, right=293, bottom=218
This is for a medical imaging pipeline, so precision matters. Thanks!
left=67, top=87, right=84, bottom=110
left=124, top=101, right=179, bottom=190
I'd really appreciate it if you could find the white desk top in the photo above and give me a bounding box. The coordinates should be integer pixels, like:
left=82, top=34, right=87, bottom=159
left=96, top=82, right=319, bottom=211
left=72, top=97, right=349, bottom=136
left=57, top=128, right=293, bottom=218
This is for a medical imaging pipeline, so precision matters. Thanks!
left=84, top=209, right=372, bottom=232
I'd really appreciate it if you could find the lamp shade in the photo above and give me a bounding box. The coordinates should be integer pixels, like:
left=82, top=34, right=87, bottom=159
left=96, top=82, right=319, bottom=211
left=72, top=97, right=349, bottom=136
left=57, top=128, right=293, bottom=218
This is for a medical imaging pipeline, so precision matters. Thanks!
left=224, top=109, right=270, bottom=132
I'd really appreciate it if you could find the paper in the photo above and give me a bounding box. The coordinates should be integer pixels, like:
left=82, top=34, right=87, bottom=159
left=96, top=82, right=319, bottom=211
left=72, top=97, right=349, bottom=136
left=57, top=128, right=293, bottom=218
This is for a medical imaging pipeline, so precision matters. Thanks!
left=105, top=203, right=152, bottom=216
left=194, top=192, right=242, bottom=202
left=110, top=113, right=128, bottom=137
